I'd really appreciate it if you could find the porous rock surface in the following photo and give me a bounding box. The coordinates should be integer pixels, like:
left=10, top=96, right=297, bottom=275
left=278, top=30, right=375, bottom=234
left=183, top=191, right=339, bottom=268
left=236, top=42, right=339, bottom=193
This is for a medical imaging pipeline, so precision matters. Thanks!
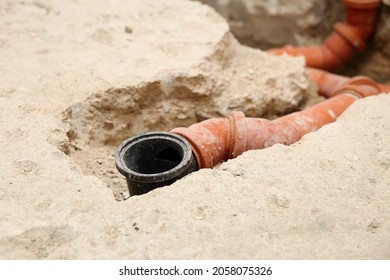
left=196, top=0, right=343, bottom=49
left=0, top=0, right=389, bottom=259
left=198, top=0, right=390, bottom=84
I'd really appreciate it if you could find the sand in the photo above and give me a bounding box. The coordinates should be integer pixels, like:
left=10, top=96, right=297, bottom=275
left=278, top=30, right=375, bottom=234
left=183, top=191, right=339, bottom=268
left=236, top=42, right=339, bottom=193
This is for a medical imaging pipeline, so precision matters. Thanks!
left=0, top=0, right=389, bottom=259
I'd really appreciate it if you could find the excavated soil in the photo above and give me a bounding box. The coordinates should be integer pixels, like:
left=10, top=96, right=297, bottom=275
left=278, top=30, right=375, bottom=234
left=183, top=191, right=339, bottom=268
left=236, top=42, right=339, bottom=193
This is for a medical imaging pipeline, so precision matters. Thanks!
left=0, top=0, right=389, bottom=259
left=58, top=2, right=311, bottom=201
left=62, top=36, right=309, bottom=201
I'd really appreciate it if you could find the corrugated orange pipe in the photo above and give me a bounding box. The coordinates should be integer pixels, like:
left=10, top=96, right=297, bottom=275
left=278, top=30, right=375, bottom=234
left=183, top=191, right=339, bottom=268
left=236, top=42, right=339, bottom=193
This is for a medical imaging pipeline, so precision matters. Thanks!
left=268, top=0, right=381, bottom=70
left=171, top=93, right=358, bottom=169
left=307, top=67, right=390, bottom=97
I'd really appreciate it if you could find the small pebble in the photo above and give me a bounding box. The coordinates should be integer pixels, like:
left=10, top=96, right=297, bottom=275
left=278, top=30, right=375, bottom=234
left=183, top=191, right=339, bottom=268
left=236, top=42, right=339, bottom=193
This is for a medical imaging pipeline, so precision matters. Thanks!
left=122, top=191, right=130, bottom=200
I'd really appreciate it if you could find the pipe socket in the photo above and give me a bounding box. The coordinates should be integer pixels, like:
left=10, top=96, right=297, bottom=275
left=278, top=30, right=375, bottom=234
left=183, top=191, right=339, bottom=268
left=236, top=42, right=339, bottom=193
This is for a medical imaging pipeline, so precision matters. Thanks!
left=115, top=132, right=198, bottom=196
left=307, top=68, right=390, bottom=98
left=268, top=0, right=382, bottom=70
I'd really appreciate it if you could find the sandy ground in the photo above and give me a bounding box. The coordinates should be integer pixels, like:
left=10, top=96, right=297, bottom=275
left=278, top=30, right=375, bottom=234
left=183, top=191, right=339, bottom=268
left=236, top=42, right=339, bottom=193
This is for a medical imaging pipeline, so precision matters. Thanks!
left=0, top=0, right=389, bottom=259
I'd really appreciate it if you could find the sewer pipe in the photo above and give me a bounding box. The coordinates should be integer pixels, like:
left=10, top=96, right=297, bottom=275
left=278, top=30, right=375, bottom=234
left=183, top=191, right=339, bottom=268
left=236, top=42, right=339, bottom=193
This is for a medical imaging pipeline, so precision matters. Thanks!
left=171, top=93, right=358, bottom=169
left=115, top=132, right=198, bottom=196
left=268, top=0, right=382, bottom=70
left=307, top=67, right=390, bottom=97
left=116, top=93, right=358, bottom=195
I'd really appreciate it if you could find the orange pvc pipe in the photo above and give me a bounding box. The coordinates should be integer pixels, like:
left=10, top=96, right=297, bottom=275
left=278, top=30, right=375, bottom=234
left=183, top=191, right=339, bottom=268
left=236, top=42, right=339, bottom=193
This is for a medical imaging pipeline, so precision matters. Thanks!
left=307, top=67, right=390, bottom=98
left=344, top=0, right=380, bottom=37
left=307, top=68, right=351, bottom=97
left=267, top=0, right=381, bottom=70
left=171, top=94, right=358, bottom=169
left=333, top=76, right=390, bottom=97
left=169, top=0, right=386, bottom=170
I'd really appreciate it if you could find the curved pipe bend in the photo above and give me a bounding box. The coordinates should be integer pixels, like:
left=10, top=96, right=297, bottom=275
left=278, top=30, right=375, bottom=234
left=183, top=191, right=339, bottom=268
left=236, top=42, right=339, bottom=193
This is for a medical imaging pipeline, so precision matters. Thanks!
left=268, top=0, right=382, bottom=70
left=172, top=93, right=358, bottom=169
left=307, top=67, right=390, bottom=98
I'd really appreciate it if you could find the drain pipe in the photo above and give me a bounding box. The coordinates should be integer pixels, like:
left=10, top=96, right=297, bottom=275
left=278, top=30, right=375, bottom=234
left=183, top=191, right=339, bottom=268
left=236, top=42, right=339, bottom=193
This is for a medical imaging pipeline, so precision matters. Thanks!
left=115, top=132, right=198, bottom=196
left=171, top=93, right=358, bottom=169
left=116, top=93, right=358, bottom=195
left=114, top=1, right=388, bottom=197
left=268, top=0, right=382, bottom=70
left=307, top=67, right=390, bottom=97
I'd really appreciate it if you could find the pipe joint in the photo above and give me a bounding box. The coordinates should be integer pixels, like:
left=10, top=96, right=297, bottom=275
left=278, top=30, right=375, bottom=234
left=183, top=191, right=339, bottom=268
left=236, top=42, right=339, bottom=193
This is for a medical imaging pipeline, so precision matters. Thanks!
left=268, top=0, right=381, bottom=70
left=332, top=76, right=382, bottom=97
left=228, top=111, right=248, bottom=158
left=171, top=112, right=250, bottom=169
left=334, top=23, right=366, bottom=52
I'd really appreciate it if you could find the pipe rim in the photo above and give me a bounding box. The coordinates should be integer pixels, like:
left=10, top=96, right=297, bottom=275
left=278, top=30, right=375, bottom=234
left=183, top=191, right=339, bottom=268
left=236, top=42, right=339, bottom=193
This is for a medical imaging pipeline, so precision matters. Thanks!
left=343, top=0, right=381, bottom=9
left=115, top=132, right=196, bottom=182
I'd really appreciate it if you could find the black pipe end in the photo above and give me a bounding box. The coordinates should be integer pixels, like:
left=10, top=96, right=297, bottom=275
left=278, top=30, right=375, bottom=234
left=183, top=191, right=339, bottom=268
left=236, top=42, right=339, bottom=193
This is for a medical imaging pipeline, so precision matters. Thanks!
left=115, top=132, right=198, bottom=196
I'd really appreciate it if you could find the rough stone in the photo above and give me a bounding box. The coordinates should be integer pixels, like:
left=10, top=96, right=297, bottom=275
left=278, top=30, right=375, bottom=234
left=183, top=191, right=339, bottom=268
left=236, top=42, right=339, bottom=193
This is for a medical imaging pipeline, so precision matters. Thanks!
left=196, top=0, right=343, bottom=49
left=197, top=0, right=390, bottom=84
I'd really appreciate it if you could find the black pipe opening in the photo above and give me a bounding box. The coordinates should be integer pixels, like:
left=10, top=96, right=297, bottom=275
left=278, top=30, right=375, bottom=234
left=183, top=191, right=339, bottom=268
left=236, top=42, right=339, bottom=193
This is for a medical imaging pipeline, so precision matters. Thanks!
left=115, top=132, right=198, bottom=196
